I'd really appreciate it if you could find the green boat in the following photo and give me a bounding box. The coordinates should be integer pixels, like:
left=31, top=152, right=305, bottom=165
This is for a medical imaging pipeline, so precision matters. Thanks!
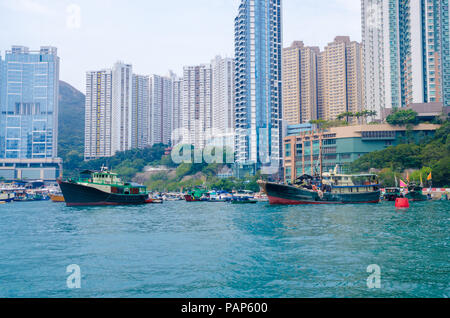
left=405, top=184, right=428, bottom=202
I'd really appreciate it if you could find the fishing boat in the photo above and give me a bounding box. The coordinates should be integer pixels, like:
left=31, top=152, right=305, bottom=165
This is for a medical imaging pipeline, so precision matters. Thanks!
left=405, top=184, right=428, bottom=202
left=383, top=187, right=403, bottom=201
left=58, top=167, right=151, bottom=207
left=49, top=193, right=65, bottom=202
left=259, top=172, right=381, bottom=205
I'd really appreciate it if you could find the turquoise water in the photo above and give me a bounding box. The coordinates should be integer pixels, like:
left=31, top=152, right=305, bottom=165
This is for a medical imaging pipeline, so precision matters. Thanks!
left=0, top=200, right=448, bottom=298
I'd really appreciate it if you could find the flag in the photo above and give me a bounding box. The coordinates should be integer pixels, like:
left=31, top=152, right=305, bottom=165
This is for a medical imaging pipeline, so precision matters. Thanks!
left=399, top=179, right=407, bottom=188
left=406, top=172, right=410, bottom=182
left=427, top=172, right=432, bottom=181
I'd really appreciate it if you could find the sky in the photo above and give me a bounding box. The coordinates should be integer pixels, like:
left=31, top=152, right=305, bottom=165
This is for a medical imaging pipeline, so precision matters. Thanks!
left=0, top=0, right=361, bottom=92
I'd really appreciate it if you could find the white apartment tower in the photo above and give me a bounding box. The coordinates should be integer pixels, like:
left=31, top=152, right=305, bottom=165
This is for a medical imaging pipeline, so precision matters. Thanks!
left=149, top=74, right=173, bottom=146
left=111, top=62, right=133, bottom=154
left=84, top=70, right=113, bottom=160
left=132, top=74, right=150, bottom=149
left=211, top=56, right=235, bottom=150
left=181, top=65, right=212, bottom=149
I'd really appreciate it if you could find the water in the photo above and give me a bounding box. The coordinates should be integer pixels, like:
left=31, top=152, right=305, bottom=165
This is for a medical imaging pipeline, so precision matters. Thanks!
left=0, top=200, right=448, bottom=298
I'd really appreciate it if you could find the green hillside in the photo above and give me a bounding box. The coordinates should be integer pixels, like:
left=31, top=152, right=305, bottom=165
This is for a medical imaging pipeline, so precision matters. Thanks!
left=351, top=121, right=450, bottom=187
left=58, top=80, right=85, bottom=168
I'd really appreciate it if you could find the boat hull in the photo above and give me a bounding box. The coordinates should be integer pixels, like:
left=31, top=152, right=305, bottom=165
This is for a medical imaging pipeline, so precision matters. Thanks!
left=261, top=182, right=381, bottom=205
left=59, top=181, right=149, bottom=207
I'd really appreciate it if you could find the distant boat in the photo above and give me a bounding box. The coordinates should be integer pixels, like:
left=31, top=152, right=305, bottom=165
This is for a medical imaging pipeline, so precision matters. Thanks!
left=259, top=173, right=381, bottom=205
left=49, top=193, right=65, bottom=203
left=58, top=168, right=151, bottom=207
left=0, top=192, right=15, bottom=203
left=231, top=197, right=257, bottom=204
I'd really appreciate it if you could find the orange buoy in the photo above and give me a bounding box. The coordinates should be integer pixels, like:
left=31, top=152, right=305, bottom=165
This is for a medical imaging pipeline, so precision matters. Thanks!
left=395, top=198, right=410, bottom=208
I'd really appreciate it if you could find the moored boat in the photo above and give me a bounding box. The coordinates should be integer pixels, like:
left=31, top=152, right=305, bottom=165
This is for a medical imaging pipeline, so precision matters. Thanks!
left=405, top=184, right=428, bottom=202
left=0, top=192, right=15, bottom=203
left=259, top=173, right=381, bottom=205
left=383, top=187, right=403, bottom=201
left=49, top=193, right=65, bottom=202
left=58, top=168, right=150, bottom=207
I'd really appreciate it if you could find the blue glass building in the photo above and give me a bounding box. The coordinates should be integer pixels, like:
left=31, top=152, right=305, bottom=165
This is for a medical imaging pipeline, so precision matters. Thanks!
left=0, top=46, right=61, bottom=181
left=440, top=0, right=450, bottom=107
left=234, top=0, right=283, bottom=175
left=0, top=46, right=59, bottom=159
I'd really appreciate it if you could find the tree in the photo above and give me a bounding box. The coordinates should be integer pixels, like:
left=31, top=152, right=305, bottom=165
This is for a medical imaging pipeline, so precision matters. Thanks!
left=386, top=109, right=418, bottom=126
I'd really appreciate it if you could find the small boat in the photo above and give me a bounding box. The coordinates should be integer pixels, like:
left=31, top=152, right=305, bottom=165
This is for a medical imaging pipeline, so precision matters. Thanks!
left=259, top=173, right=381, bottom=205
left=383, top=187, right=403, bottom=201
left=49, top=193, right=65, bottom=202
left=184, top=189, right=208, bottom=202
left=405, top=184, right=428, bottom=202
left=0, top=192, right=15, bottom=203
left=231, top=197, right=258, bottom=204
left=58, top=167, right=151, bottom=207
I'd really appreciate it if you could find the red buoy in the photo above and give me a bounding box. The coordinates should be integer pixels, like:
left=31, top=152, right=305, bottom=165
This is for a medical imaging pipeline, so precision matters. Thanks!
left=395, top=198, right=410, bottom=208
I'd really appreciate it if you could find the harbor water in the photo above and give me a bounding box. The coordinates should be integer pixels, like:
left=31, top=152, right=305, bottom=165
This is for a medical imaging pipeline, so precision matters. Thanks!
left=0, top=200, right=448, bottom=298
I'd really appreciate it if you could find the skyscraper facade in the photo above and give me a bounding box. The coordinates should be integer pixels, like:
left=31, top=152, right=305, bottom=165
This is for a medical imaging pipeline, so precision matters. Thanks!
left=132, top=74, right=150, bottom=149
left=234, top=0, right=283, bottom=171
left=149, top=74, right=173, bottom=146
left=282, top=41, right=320, bottom=125
left=181, top=64, right=212, bottom=149
left=362, top=0, right=450, bottom=110
left=84, top=69, right=113, bottom=160
left=0, top=46, right=60, bottom=159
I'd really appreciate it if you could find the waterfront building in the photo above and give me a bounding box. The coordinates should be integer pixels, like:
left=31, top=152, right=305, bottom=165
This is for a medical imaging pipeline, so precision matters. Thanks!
left=211, top=56, right=235, bottom=150
left=84, top=69, right=113, bottom=160
left=149, top=74, right=173, bottom=146
left=181, top=64, right=212, bottom=149
left=111, top=62, right=133, bottom=154
left=320, top=36, right=365, bottom=122
left=361, top=0, right=450, bottom=110
left=132, top=74, right=150, bottom=149
left=0, top=46, right=61, bottom=180
left=234, top=0, right=283, bottom=174
left=282, top=41, right=320, bottom=125
left=283, top=123, right=441, bottom=183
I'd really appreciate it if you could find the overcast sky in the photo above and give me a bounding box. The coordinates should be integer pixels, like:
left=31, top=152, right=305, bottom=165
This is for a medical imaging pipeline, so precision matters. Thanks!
left=0, top=0, right=361, bottom=92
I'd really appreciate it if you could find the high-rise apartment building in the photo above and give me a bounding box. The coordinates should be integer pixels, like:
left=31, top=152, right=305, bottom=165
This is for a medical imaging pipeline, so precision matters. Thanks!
left=181, top=65, right=212, bottom=149
left=132, top=74, right=150, bottom=149
left=234, top=0, right=283, bottom=172
left=362, top=0, right=450, bottom=110
left=149, top=74, right=173, bottom=146
left=84, top=62, right=133, bottom=160
left=111, top=62, right=133, bottom=154
left=211, top=56, right=235, bottom=149
left=84, top=70, right=113, bottom=160
left=171, top=73, right=183, bottom=145
left=282, top=41, right=320, bottom=125
left=320, top=36, right=364, bottom=121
